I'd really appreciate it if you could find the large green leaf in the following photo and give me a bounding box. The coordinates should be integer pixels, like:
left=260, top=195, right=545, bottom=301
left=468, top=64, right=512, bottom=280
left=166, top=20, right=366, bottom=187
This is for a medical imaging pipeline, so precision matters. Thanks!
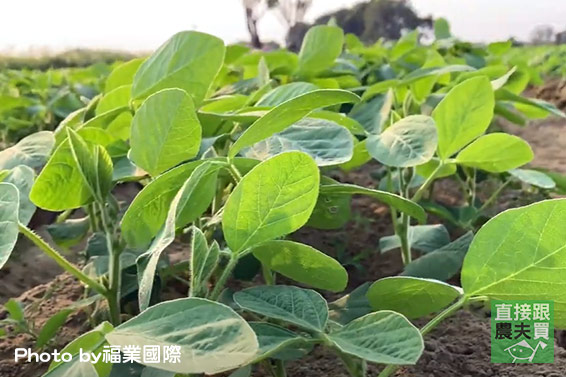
left=0, top=183, right=19, bottom=269
left=367, top=277, right=462, bottom=319
left=432, top=77, right=494, bottom=159
left=106, top=298, right=258, bottom=374
left=67, top=129, right=113, bottom=203
left=137, top=162, right=222, bottom=310
left=402, top=232, right=473, bottom=281
left=3, top=166, right=35, bottom=225
left=96, top=85, right=131, bottom=114
left=252, top=240, right=348, bottom=292
left=297, top=25, right=344, bottom=76
left=234, top=285, right=328, bottom=332
left=229, top=90, right=359, bottom=158
left=30, top=140, right=94, bottom=210
left=318, top=182, right=426, bottom=223
left=222, top=152, right=319, bottom=253
left=256, top=82, right=318, bottom=107
left=0, top=131, right=54, bottom=170
left=243, top=118, right=353, bottom=166
left=462, top=199, right=566, bottom=328
left=129, top=88, right=202, bottom=176
left=132, top=31, right=225, bottom=105
left=190, top=227, right=219, bottom=297
left=367, top=115, right=437, bottom=167
left=328, top=311, right=423, bottom=364
left=105, top=58, right=144, bottom=93
left=455, top=133, right=533, bottom=173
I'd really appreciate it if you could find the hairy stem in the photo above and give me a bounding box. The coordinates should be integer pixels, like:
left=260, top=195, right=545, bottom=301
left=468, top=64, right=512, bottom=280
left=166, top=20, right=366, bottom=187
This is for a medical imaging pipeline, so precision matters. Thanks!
left=411, top=162, right=444, bottom=202
left=209, top=254, right=239, bottom=301
left=18, top=223, right=107, bottom=296
left=98, top=203, right=122, bottom=326
left=378, top=296, right=468, bottom=377
left=274, top=360, right=287, bottom=377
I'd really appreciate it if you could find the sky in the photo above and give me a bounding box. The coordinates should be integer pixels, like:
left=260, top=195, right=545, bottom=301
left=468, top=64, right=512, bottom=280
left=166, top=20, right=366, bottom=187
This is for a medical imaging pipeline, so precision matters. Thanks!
left=2, top=0, right=566, bottom=54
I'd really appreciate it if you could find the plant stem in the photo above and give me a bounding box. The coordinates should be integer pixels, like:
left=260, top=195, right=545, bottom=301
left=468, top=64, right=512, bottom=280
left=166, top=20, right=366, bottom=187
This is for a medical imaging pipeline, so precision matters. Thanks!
left=209, top=254, right=238, bottom=301
left=378, top=296, right=468, bottom=377
left=476, top=179, right=512, bottom=216
left=98, top=203, right=122, bottom=325
left=18, top=223, right=107, bottom=296
left=274, top=360, right=287, bottom=377
left=262, top=263, right=275, bottom=285
left=398, top=213, right=411, bottom=265
left=411, top=162, right=444, bottom=202
left=335, top=348, right=366, bottom=377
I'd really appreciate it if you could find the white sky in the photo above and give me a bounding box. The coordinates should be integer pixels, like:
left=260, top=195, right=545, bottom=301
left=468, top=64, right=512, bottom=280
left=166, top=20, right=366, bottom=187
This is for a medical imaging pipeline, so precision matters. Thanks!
left=2, top=0, right=566, bottom=54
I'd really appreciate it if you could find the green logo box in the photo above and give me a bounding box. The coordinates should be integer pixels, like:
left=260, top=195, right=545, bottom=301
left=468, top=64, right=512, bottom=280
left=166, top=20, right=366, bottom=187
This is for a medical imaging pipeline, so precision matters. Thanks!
left=491, top=300, right=554, bottom=363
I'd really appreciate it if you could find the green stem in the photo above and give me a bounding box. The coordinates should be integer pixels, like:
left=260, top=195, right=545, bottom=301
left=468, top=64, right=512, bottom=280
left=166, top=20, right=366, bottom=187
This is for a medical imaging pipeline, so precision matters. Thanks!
left=55, top=209, right=73, bottom=223
left=378, top=296, right=468, bottom=377
left=98, top=203, right=122, bottom=325
left=262, top=263, right=275, bottom=285
left=209, top=255, right=238, bottom=301
left=398, top=213, right=411, bottom=265
left=18, top=223, right=107, bottom=297
left=476, top=179, right=512, bottom=215
left=411, top=162, right=444, bottom=202
left=228, top=161, right=243, bottom=183
left=274, top=360, right=287, bottom=377
left=335, top=348, right=366, bottom=377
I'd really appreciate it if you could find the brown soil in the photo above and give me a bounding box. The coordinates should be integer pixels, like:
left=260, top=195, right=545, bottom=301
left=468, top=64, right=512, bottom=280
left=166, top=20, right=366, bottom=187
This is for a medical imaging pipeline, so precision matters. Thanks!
left=0, top=274, right=90, bottom=377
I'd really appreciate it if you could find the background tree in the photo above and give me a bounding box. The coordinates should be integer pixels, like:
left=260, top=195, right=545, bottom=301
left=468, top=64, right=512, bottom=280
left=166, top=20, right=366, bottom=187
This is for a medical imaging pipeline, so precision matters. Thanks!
left=529, top=25, right=555, bottom=45
left=242, top=0, right=313, bottom=49
left=286, top=0, right=432, bottom=51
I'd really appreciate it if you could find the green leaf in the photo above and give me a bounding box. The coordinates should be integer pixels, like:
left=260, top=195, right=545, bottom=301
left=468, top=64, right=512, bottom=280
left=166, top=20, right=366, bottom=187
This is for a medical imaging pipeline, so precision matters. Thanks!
left=402, top=232, right=473, bottom=282
left=229, top=89, right=360, bottom=158
left=252, top=240, right=348, bottom=292
left=367, top=277, right=462, bottom=319
left=310, top=110, right=367, bottom=136
left=46, top=322, right=113, bottom=377
left=318, top=182, right=426, bottom=224
left=67, top=129, right=113, bottom=203
left=401, top=65, right=474, bottom=86
left=297, top=25, right=344, bottom=76
left=105, top=58, right=144, bottom=93
left=3, top=166, right=35, bottom=225
left=456, top=133, right=533, bottom=173
left=121, top=159, right=228, bottom=248
left=137, top=162, right=222, bottom=310
left=367, top=115, right=437, bottom=167
left=329, top=282, right=373, bottom=325
left=190, top=227, right=219, bottom=297
left=250, top=322, right=308, bottom=362
left=96, top=85, right=131, bottom=114
left=328, top=311, right=423, bottom=364
left=223, top=152, right=319, bottom=253
left=0, top=183, right=20, bottom=269
left=234, top=285, right=328, bottom=332
left=510, top=169, right=556, bottom=189
left=496, top=89, right=566, bottom=118
left=130, top=88, right=202, bottom=176
left=432, top=77, right=494, bottom=158
left=379, top=224, right=450, bottom=254
left=349, top=92, right=394, bottom=134
left=106, top=298, right=257, bottom=374
left=256, top=82, right=318, bottom=107
left=307, top=176, right=351, bottom=230
left=434, top=18, right=451, bottom=39
left=462, top=199, right=566, bottom=328
left=47, top=217, right=90, bottom=248
left=132, top=31, right=225, bottom=105
left=243, top=118, right=353, bottom=166
left=0, top=131, right=54, bottom=170
left=340, top=139, right=371, bottom=172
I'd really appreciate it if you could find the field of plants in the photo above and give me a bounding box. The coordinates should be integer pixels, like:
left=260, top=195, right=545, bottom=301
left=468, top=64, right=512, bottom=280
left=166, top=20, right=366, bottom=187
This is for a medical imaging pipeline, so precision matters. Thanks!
left=2, top=18, right=566, bottom=377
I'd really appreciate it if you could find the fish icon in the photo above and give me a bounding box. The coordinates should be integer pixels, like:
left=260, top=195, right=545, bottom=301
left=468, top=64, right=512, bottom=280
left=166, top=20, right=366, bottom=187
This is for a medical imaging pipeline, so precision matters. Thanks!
left=504, top=340, right=547, bottom=363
